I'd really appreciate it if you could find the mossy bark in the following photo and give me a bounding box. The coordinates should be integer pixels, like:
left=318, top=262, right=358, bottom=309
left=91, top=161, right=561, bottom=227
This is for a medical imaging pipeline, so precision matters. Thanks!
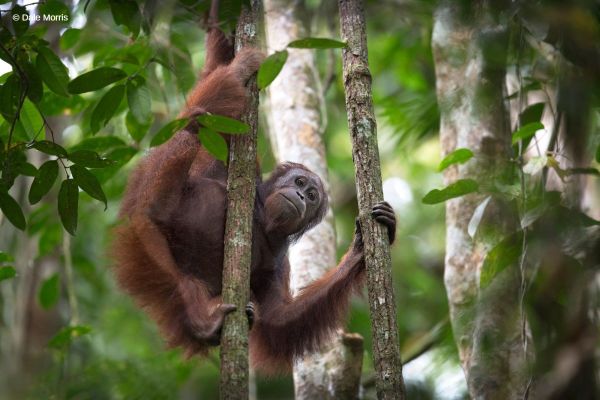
left=219, top=2, right=260, bottom=399
left=339, top=1, right=405, bottom=399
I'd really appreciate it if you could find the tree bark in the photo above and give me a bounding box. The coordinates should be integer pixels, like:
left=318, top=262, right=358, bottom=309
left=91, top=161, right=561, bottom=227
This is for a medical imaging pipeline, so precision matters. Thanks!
left=219, top=2, right=260, bottom=399
left=263, top=1, right=363, bottom=398
left=431, top=2, right=527, bottom=399
left=339, top=1, right=405, bottom=399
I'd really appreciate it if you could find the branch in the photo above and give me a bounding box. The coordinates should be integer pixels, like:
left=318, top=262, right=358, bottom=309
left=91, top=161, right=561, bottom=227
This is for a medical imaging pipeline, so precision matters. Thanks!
left=338, top=0, right=406, bottom=399
left=219, top=2, right=260, bottom=399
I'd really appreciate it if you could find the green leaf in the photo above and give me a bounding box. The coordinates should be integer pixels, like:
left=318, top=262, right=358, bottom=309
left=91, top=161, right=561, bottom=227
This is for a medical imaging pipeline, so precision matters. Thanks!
left=58, top=179, right=78, bottom=235
left=150, top=119, right=187, bottom=147
left=422, top=179, right=479, bottom=205
left=68, top=67, right=127, bottom=94
left=36, top=46, right=70, bottom=97
left=0, top=190, right=26, bottom=230
left=0, top=252, right=14, bottom=263
left=512, top=122, right=544, bottom=145
left=18, top=162, right=37, bottom=177
left=38, top=222, right=61, bottom=257
left=92, top=146, right=137, bottom=183
left=67, top=150, right=113, bottom=168
left=438, top=148, right=474, bottom=171
left=11, top=5, right=29, bottom=37
left=68, top=136, right=126, bottom=153
left=39, top=0, right=70, bottom=23
left=30, top=140, right=68, bottom=157
left=109, top=0, right=141, bottom=38
left=70, top=164, right=107, bottom=208
left=22, top=61, right=43, bottom=103
left=90, top=84, right=125, bottom=133
left=519, top=102, right=545, bottom=126
left=48, top=325, right=91, bottom=350
left=198, top=128, right=228, bottom=163
left=257, top=50, right=288, bottom=90
left=197, top=114, right=249, bottom=134
left=480, top=232, right=523, bottom=289
left=0, top=74, right=22, bottom=120
left=596, top=144, right=600, bottom=163
left=60, top=28, right=82, bottom=51
left=29, top=160, right=59, bottom=205
left=467, top=196, right=491, bottom=238
left=0, top=266, right=16, bottom=282
left=287, top=38, right=346, bottom=49
left=522, top=155, right=548, bottom=176
left=27, top=205, right=51, bottom=236
left=19, top=99, right=44, bottom=139
left=125, top=111, right=151, bottom=142
left=126, top=77, right=151, bottom=124
left=39, top=273, right=60, bottom=309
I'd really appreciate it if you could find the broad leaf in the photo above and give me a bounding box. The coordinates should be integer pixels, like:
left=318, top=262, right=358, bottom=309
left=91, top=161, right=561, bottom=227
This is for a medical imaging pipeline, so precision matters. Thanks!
left=30, top=140, right=68, bottom=157
left=126, top=77, right=152, bottom=124
left=68, top=67, right=127, bottom=94
left=22, top=61, right=43, bottom=103
left=0, top=74, right=22, bottom=120
left=19, top=99, right=44, bottom=139
left=11, top=5, right=29, bottom=37
left=39, top=0, right=71, bottom=23
left=512, top=122, right=544, bottom=145
left=39, top=273, right=60, bottom=309
left=48, top=325, right=91, bottom=350
left=480, top=233, right=523, bottom=289
left=70, top=164, right=107, bottom=208
left=68, top=136, right=126, bottom=153
left=438, top=148, right=473, bottom=171
left=60, top=28, right=81, bottom=51
left=0, top=252, right=14, bottom=263
left=109, top=0, right=141, bottom=38
left=36, top=46, right=70, bottom=97
left=18, top=162, right=37, bottom=177
left=257, top=50, right=288, bottom=90
left=422, top=179, right=479, bottom=205
left=150, top=119, right=187, bottom=147
left=198, top=128, right=228, bottom=163
left=522, top=156, right=547, bottom=176
left=519, top=102, right=545, bottom=126
left=67, top=150, right=113, bottom=168
left=197, top=114, right=249, bottom=134
left=0, top=190, right=26, bottom=230
left=468, top=196, right=491, bottom=238
left=0, top=266, right=16, bottom=282
left=91, top=84, right=125, bottom=133
left=125, top=111, right=151, bottom=142
left=29, top=160, right=59, bottom=204
left=287, top=38, right=346, bottom=49
left=58, top=179, right=78, bottom=235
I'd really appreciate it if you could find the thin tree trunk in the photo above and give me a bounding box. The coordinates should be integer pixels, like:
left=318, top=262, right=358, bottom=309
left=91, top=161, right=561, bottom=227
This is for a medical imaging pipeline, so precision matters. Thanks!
left=431, top=2, right=527, bottom=399
left=219, top=2, right=260, bottom=398
left=339, top=1, right=405, bottom=399
left=263, top=1, right=363, bottom=398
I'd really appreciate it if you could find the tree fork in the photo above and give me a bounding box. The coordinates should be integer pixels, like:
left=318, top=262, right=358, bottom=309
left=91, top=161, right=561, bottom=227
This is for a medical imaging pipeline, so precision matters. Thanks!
left=338, top=0, right=406, bottom=399
left=219, top=1, right=260, bottom=399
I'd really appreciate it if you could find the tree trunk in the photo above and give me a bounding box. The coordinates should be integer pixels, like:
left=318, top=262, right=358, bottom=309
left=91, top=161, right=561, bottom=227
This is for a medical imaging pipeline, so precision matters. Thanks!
left=219, top=2, right=260, bottom=399
left=338, top=1, right=405, bottom=399
left=431, top=2, right=527, bottom=399
left=263, top=1, right=363, bottom=398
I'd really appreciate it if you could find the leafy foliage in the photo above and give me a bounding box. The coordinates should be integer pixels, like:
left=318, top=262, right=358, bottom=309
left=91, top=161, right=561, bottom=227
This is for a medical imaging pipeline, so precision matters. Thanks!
left=257, top=50, right=288, bottom=89
left=0, top=1, right=597, bottom=399
left=422, top=179, right=479, bottom=204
